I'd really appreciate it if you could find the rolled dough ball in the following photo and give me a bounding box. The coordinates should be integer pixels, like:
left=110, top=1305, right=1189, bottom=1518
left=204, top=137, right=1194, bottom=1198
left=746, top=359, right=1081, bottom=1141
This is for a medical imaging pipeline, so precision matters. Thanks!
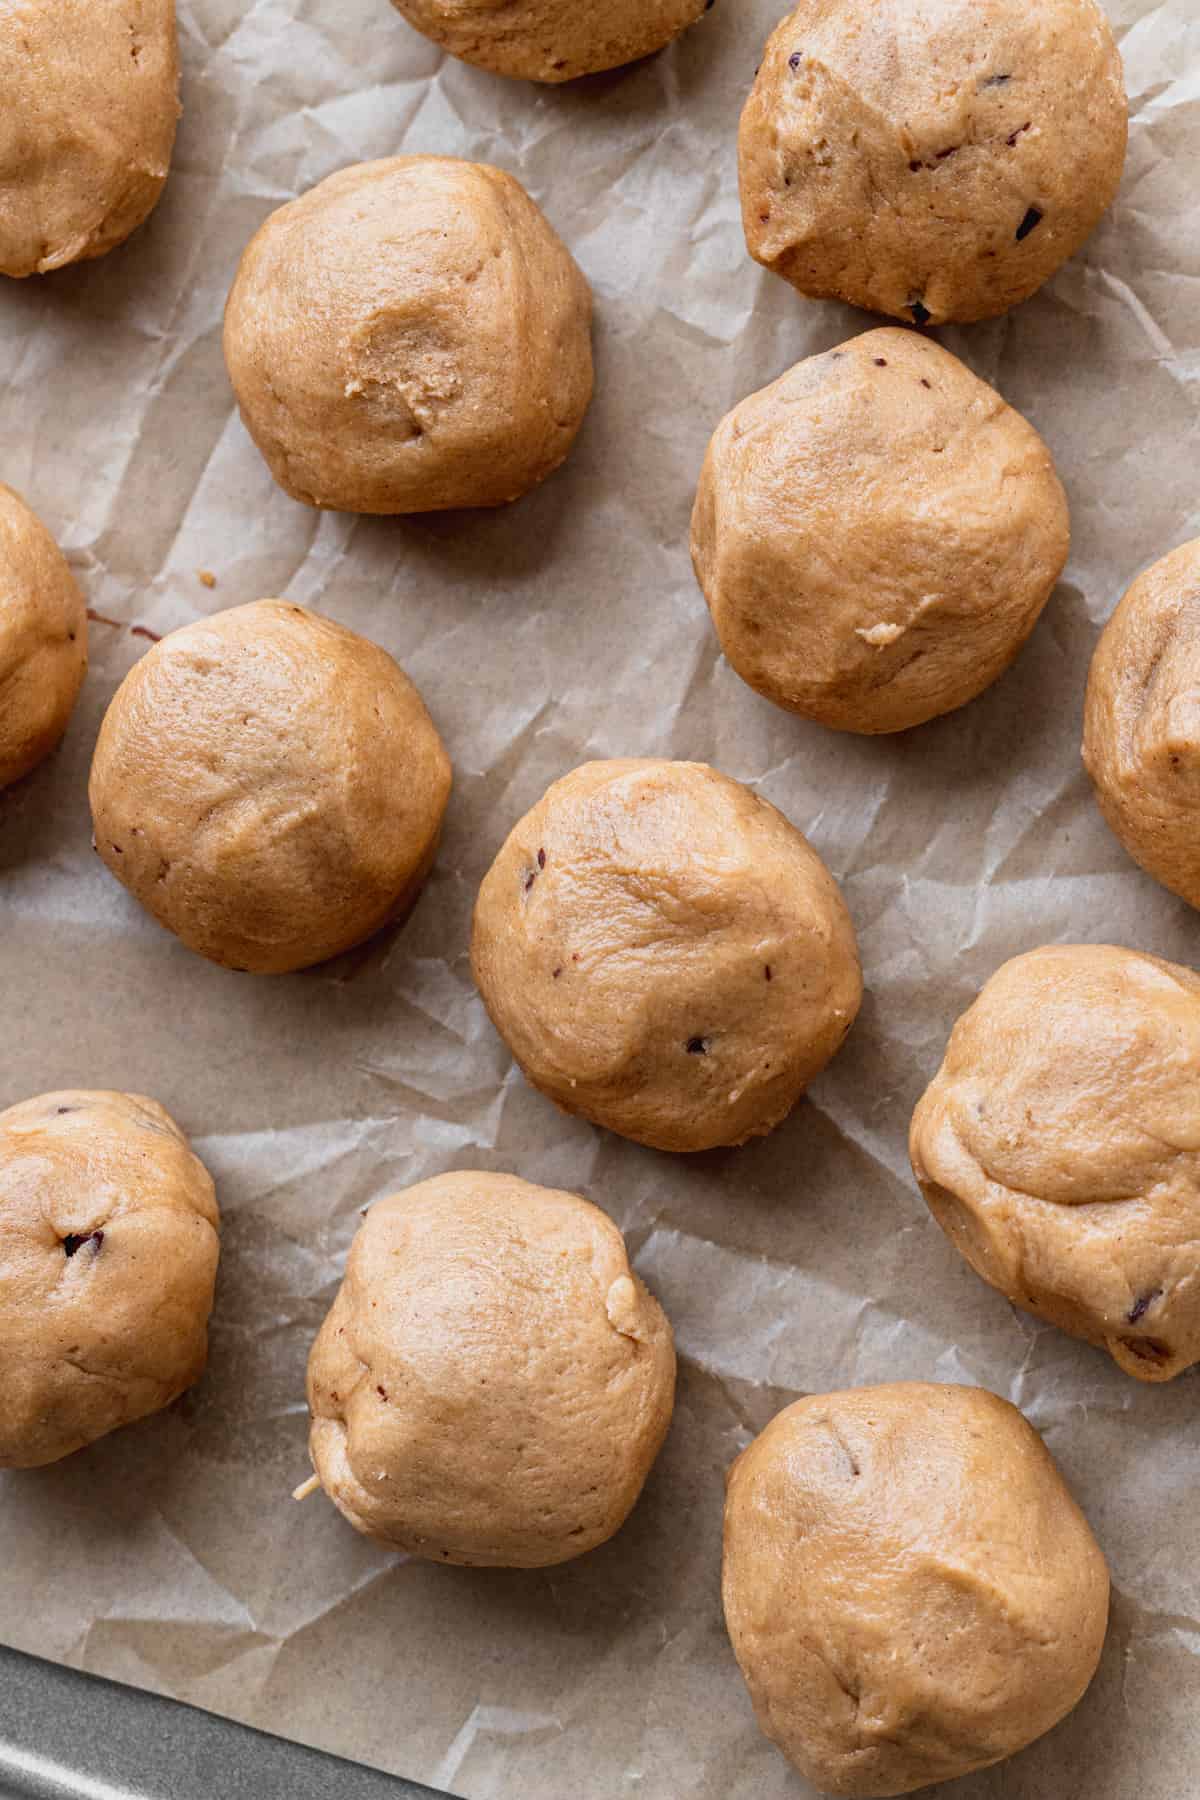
left=723, top=1383, right=1109, bottom=1797
left=1083, top=540, right=1200, bottom=910
left=471, top=759, right=862, bottom=1152
left=0, top=484, right=87, bottom=788
left=739, top=0, right=1127, bottom=325
left=0, top=1089, right=219, bottom=1468
left=89, top=600, right=451, bottom=974
left=388, top=0, right=708, bottom=82
left=691, top=330, right=1069, bottom=735
left=306, top=1171, right=675, bottom=1566
left=911, top=943, right=1200, bottom=1381
left=0, top=0, right=179, bottom=279
left=223, top=157, right=593, bottom=515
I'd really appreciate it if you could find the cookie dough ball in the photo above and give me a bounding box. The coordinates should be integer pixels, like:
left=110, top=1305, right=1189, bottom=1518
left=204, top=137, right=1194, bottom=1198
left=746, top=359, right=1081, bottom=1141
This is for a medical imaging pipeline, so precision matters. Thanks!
left=691, top=331, right=1069, bottom=735
left=0, top=1090, right=219, bottom=1468
left=388, top=0, right=707, bottom=82
left=740, top=0, right=1127, bottom=326
left=0, top=0, right=179, bottom=279
left=0, top=485, right=87, bottom=788
left=723, top=1383, right=1109, bottom=1797
left=224, top=157, right=593, bottom=515
left=911, top=944, right=1200, bottom=1381
left=1083, top=540, right=1200, bottom=910
left=89, top=600, right=451, bottom=975
left=471, top=759, right=862, bottom=1152
left=306, top=1171, right=675, bottom=1566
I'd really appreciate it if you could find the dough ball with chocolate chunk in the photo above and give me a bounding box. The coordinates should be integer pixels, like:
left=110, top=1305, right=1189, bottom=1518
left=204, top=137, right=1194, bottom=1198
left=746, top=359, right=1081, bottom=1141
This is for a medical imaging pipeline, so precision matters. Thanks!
left=0, top=0, right=179, bottom=279
left=387, top=0, right=708, bottom=82
left=1083, top=539, right=1200, bottom=910
left=739, top=0, right=1127, bottom=325
left=471, top=759, right=862, bottom=1152
left=306, top=1171, right=675, bottom=1566
left=0, top=484, right=87, bottom=788
left=911, top=943, right=1200, bottom=1381
left=723, top=1383, right=1109, bottom=1797
left=224, top=156, right=593, bottom=514
left=691, top=330, right=1069, bottom=735
left=0, top=1090, right=218, bottom=1468
left=89, top=600, right=451, bottom=974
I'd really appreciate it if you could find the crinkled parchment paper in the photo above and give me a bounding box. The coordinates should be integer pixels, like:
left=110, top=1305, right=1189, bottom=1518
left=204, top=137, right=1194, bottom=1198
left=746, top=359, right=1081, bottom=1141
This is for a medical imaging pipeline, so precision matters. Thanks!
left=1, top=1, right=1199, bottom=1794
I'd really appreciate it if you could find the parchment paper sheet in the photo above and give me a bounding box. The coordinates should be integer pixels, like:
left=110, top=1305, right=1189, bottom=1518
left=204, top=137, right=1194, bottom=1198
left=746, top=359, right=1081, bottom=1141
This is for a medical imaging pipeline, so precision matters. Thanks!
left=1, top=1, right=1198, bottom=1794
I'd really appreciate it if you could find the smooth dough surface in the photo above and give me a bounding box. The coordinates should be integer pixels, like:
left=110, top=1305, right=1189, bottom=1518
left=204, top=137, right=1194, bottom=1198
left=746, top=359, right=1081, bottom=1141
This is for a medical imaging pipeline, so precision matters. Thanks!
left=723, top=1383, right=1109, bottom=1797
left=0, top=1089, right=219, bottom=1468
left=224, top=156, right=593, bottom=515
left=307, top=1171, right=675, bottom=1566
left=0, top=0, right=179, bottom=279
left=471, top=759, right=862, bottom=1152
left=911, top=944, right=1200, bottom=1381
left=0, top=484, right=87, bottom=788
left=1083, top=539, right=1200, bottom=911
left=739, top=0, right=1127, bottom=325
left=692, top=330, right=1070, bottom=734
left=389, top=0, right=708, bottom=81
left=89, top=600, right=452, bottom=974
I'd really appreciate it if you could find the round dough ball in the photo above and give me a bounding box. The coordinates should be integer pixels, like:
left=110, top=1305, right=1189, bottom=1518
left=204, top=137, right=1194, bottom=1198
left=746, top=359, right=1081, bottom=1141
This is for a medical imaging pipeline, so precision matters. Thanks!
left=911, top=944, right=1200, bottom=1381
left=388, top=0, right=708, bottom=83
left=0, top=484, right=87, bottom=788
left=0, top=0, right=179, bottom=279
left=739, top=0, right=1127, bottom=326
left=691, top=330, right=1069, bottom=735
left=223, top=156, right=593, bottom=515
left=471, top=759, right=862, bottom=1152
left=88, top=600, right=452, bottom=975
left=723, top=1383, right=1109, bottom=1797
left=0, top=1089, right=219, bottom=1468
left=1083, top=539, right=1200, bottom=910
left=306, top=1171, right=675, bottom=1566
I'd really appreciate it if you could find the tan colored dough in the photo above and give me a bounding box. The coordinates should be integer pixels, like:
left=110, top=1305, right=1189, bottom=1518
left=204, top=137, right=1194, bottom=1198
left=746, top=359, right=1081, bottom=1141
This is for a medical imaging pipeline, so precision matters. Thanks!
left=388, top=0, right=708, bottom=82
left=1083, top=539, right=1200, bottom=910
left=723, top=1383, right=1109, bottom=1797
left=0, top=0, right=179, bottom=279
left=0, top=484, right=87, bottom=788
left=223, top=157, right=593, bottom=515
left=739, top=0, right=1127, bottom=326
left=911, top=943, right=1200, bottom=1381
left=306, top=1171, right=675, bottom=1567
left=89, top=600, right=452, bottom=975
left=692, top=330, right=1069, bottom=734
left=0, top=1089, right=219, bottom=1468
left=471, top=759, right=862, bottom=1152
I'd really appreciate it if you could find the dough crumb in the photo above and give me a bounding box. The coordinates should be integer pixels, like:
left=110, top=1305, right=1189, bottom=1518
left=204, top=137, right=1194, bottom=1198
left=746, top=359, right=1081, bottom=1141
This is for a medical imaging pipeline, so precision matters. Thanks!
left=196, top=569, right=217, bottom=589
left=856, top=621, right=905, bottom=647
left=606, top=1274, right=644, bottom=1340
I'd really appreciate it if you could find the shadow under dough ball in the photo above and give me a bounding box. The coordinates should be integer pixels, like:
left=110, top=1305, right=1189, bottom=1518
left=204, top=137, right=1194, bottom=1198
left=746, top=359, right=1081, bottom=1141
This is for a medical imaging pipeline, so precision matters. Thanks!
left=386, top=0, right=709, bottom=82
left=739, top=0, right=1127, bottom=325
left=305, top=1171, right=675, bottom=1567
left=911, top=943, right=1200, bottom=1381
left=0, top=1090, right=219, bottom=1468
left=723, top=1384, right=1109, bottom=1797
left=1083, top=539, right=1200, bottom=910
left=691, top=329, right=1069, bottom=734
left=223, top=156, right=593, bottom=515
left=0, top=0, right=179, bottom=279
left=88, top=599, right=452, bottom=974
left=471, top=759, right=862, bottom=1152
left=0, top=483, right=87, bottom=788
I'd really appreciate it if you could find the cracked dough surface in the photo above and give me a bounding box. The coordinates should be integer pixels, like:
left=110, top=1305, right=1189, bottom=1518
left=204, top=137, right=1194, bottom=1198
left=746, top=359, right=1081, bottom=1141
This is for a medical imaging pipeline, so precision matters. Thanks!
left=0, top=1089, right=219, bottom=1469
left=723, top=1383, right=1109, bottom=1798
left=910, top=943, right=1200, bottom=1381
left=88, top=599, right=452, bottom=974
left=0, top=483, right=87, bottom=789
left=306, top=1171, right=675, bottom=1567
left=223, top=156, right=593, bottom=514
left=690, top=329, right=1069, bottom=735
left=739, top=0, right=1127, bottom=325
left=388, top=0, right=709, bottom=83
